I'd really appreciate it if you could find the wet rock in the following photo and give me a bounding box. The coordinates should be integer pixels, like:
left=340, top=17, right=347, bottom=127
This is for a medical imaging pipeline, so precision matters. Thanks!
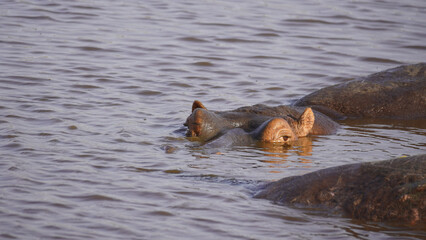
left=295, top=63, right=426, bottom=119
left=255, top=154, right=426, bottom=225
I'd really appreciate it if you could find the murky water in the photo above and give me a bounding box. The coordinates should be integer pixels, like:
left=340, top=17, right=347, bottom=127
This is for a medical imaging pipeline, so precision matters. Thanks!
left=1, top=0, right=425, bottom=239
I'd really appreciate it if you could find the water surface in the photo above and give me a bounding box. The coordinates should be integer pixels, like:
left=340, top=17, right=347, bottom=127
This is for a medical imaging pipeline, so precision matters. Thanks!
left=1, top=0, right=425, bottom=239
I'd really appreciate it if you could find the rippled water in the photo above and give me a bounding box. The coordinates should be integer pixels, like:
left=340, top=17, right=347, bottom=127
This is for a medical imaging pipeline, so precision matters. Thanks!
left=1, top=0, right=425, bottom=239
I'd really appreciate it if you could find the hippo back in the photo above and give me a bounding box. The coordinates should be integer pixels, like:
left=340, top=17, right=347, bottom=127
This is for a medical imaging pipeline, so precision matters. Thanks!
left=295, top=63, right=426, bottom=119
left=255, top=154, right=426, bottom=224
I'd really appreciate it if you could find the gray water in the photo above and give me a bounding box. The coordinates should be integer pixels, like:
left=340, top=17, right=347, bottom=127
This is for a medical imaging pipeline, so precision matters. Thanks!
left=1, top=0, right=425, bottom=239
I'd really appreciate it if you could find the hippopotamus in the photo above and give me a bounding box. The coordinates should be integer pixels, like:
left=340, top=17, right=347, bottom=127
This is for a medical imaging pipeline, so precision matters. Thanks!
left=295, top=63, right=426, bottom=120
left=185, top=102, right=338, bottom=146
left=254, top=154, right=426, bottom=225
left=203, top=109, right=315, bottom=148
left=184, top=63, right=425, bottom=146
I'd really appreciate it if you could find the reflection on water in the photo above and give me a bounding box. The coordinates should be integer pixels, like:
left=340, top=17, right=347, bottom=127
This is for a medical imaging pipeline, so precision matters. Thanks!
left=1, top=0, right=425, bottom=239
left=257, top=137, right=314, bottom=172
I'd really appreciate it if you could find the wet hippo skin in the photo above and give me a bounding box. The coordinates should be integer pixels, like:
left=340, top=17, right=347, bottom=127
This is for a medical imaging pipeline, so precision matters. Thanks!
left=185, top=102, right=339, bottom=143
left=185, top=63, right=425, bottom=144
left=203, top=109, right=315, bottom=148
left=255, top=154, right=426, bottom=225
left=295, top=63, right=426, bottom=119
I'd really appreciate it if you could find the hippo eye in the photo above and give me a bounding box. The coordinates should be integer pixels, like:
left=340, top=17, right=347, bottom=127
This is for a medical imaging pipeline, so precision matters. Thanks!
left=282, top=136, right=289, bottom=141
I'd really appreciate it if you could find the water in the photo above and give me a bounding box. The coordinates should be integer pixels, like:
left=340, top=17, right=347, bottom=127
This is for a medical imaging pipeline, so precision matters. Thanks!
left=1, top=0, right=425, bottom=239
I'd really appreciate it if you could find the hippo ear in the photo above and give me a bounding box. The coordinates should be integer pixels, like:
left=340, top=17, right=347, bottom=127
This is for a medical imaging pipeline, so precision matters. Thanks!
left=297, top=108, right=315, bottom=137
left=192, top=100, right=207, bottom=112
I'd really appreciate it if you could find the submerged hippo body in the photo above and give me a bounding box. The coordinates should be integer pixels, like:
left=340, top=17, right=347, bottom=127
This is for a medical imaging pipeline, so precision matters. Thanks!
left=184, top=63, right=424, bottom=146
left=255, top=154, right=426, bottom=225
left=185, top=101, right=338, bottom=143
left=295, top=63, right=426, bottom=119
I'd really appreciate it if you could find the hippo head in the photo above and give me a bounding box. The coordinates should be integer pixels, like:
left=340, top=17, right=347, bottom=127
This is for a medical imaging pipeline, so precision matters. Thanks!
left=253, top=108, right=315, bottom=143
left=185, top=100, right=315, bottom=144
left=184, top=101, right=230, bottom=141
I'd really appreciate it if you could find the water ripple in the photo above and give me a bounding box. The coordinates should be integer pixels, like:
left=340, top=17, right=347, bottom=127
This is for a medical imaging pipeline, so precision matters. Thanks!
left=284, top=18, right=348, bottom=25
left=1, top=0, right=425, bottom=239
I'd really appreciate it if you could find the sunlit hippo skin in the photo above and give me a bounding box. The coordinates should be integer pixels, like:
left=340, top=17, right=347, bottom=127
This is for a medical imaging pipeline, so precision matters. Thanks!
left=295, top=63, right=426, bottom=120
left=204, top=109, right=314, bottom=148
left=185, top=101, right=339, bottom=143
left=255, top=154, right=426, bottom=225
left=184, top=63, right=424, bottom=145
